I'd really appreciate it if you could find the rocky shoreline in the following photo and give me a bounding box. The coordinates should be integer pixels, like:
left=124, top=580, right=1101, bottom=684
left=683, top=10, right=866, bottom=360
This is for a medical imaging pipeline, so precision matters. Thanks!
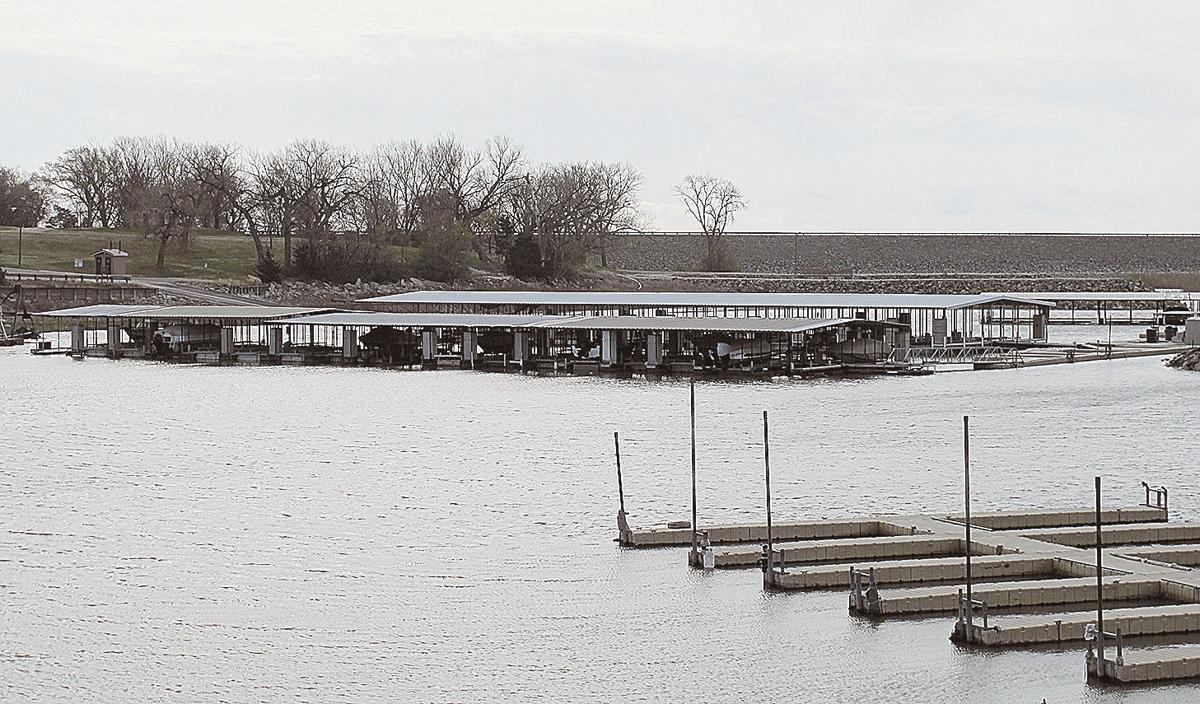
left=190, top=271, right=1151, bottom=307
left=601, top=233, right=1200, bottom=276
left=1167, top=348, right=1200, bottom=371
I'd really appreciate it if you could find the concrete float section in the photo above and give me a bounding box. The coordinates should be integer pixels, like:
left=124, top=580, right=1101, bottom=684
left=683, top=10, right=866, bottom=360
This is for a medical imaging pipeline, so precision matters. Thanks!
left=620, top=507, right=1166, bottom=549
left=1014, top=523, right=1200, bottom=548
left=621, top=518, right=906, bottom=548
left=1089, top=645, right=1200, bottom=683
left=976, top=603, right=1200, bottom=646
left=713, top=534, right=971, bottom=569
left=772, top=554, right=1057, bottom=590
left=861, top=575, right=1166, bottom=616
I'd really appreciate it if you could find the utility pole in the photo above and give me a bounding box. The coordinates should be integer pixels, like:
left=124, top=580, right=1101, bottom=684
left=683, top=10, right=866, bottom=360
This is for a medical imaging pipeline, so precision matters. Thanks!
left=9, top=206, right=24, bottom=269
left=614, top=431, right=628, bottom=543
left=964, top=415, right=973, bottom=636
left=763, top=410, right=774, bottom=576
left=1095, top=475, right=1105, bottom=664
left=690, top=380, right=698, bottom=555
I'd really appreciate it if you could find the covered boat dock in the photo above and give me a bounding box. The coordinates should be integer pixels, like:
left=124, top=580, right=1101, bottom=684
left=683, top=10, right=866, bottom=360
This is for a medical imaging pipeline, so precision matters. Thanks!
left=359, top=291, right=1054, bottom=345
left=37, top=304, right=913, bottom=376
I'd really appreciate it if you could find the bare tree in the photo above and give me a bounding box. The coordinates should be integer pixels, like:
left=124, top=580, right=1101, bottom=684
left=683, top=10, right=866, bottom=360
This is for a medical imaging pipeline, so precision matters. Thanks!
left=0, top=167, right=48, bottom=226
left=127, top=139, right=200, bottom=269
left=188, top=142, right=241, bottom=230
left=188, top=143, right=284, bottom=268
left=39, top=145, right=121, bottom=228
left=356, top=139, right=429, bottom=243
left=506, top=161, right=643, bottom=277
left=263, top=140, right=359, bottom=265
left=675, top=174, right=745, bottom=271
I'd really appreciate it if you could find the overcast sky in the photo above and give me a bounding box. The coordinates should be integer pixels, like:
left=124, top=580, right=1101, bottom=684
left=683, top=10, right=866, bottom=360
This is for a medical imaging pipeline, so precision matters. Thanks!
left=2, top=1, right=1198, bottom=231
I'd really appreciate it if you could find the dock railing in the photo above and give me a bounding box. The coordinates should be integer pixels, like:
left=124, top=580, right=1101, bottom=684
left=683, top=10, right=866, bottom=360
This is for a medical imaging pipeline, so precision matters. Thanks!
left=759, top=545, right=786, bottom=587
left=1087, top=625, right=1125, bottom=668
left=849, top=567, right=881, bottom=613
left=888, top=346, right=1024, bottom=367
left=955, top=590, right=992, bottom=641
left=1141, top=482, right=1169, bottom=515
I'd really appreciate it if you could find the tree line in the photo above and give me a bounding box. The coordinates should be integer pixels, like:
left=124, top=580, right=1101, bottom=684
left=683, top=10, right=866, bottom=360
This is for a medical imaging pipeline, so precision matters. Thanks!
left=0, top=135, right=745, bottom=281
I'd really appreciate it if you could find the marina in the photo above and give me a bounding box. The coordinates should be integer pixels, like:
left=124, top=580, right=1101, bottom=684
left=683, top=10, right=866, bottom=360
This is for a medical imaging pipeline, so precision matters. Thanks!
left=25, top=289, right=1198, bottom=376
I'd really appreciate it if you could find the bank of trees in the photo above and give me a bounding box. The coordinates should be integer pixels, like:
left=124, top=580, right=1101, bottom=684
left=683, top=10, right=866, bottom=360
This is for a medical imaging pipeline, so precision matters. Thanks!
left=18, top=135, right=651, bottom=282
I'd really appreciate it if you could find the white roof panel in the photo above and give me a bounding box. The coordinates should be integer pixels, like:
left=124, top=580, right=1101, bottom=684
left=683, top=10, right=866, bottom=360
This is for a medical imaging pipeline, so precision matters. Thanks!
left=39, top=304, right=161, bottom=318
left=361, top=290, right=1053, bottom=309
left=278, top=312, right=571, bottom=328
left=268, top=311, right=895, bottom=334
left=121, top=306, right=331, bottom=321
left=527, top=316, right=878, bottom=334
left=990, top=291, right=1198, bottom=302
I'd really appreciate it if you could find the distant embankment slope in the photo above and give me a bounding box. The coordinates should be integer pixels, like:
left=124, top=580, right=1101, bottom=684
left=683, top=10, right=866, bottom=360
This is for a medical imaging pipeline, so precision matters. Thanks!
left=603, top=233, right=1200, bottom=275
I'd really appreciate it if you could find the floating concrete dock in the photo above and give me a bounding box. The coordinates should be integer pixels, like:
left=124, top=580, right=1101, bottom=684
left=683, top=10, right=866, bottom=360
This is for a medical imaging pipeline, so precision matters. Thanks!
left=1089, top=644, right=1200, bottom=683
left=619, top=507, right=1166, bottom=548
left=619, top=488, right=1200, bottom=685
left=977, top=603, right=1200, bottom=646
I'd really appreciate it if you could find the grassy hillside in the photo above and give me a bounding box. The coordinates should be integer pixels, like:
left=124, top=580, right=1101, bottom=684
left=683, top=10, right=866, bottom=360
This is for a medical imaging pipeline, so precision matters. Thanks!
left=0, top=226, right=259, bottom=280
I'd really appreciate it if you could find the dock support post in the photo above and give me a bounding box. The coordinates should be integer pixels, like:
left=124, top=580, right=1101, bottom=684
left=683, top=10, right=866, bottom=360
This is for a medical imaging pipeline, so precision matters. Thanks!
left=220, top=327, right=234, bottom=358
left=513, top=331, right=530, bottom=370
left=342, top=327, right=358, bottom=360
left=646, top=332, right=662, bottom=369
left=71, top=323, right=84, bottom=354
left=964, top=415, right=973, bottom=641
left=422, top=330, right=437, bottom=367
left=268, top=327, right=283, bottom=356
left=600, top=330, right=619, bottom=368
left=107, top=323, right=121, bottom=357
left=462, top=330, right=478, bottom=368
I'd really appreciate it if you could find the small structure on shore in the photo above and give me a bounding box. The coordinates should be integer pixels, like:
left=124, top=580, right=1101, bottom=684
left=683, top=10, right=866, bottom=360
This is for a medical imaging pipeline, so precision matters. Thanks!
left=93, top=248, right=129, bottom=276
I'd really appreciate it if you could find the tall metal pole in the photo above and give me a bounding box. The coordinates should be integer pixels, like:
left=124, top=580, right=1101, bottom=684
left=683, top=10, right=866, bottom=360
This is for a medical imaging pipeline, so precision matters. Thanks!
left=763, top=410, right=774, bottom=572
left=614, top=429, right=624, bottom=518
left=690, top=380, right=698, bottom=553
left=964, top=415, right=973, bottom=633
left=1096, top=475, right=1105, bottom=663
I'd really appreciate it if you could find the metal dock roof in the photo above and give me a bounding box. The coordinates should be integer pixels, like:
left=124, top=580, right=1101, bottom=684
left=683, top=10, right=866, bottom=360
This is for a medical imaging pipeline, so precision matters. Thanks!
left=276, top=312, right=571, bottom=328
left=277, top=312, right=901, bottom=334
left=39, top=304, right=161, bottom=318
left=39, top=305, right=332, bottom=321
left=136, top=306, right=333, bottom=321
left=527, top=316, right=886, bottom=333
left=990, top=290, right=1199, bottom=302
left=360, top=291, right=1054, bottom=309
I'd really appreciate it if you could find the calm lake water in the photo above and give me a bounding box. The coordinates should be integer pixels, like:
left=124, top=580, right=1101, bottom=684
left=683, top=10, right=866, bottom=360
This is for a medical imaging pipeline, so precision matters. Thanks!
left=3, top=342, right=1199, bottom=703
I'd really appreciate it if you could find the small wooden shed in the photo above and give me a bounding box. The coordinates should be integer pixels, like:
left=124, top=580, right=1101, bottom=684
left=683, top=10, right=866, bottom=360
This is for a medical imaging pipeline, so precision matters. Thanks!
left=93, top=248, right=129, bottom=276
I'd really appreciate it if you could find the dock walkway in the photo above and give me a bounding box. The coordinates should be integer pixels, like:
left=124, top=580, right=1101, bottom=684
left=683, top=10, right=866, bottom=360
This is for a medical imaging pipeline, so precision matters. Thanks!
left=620, top=500, right=1200, bottom=684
